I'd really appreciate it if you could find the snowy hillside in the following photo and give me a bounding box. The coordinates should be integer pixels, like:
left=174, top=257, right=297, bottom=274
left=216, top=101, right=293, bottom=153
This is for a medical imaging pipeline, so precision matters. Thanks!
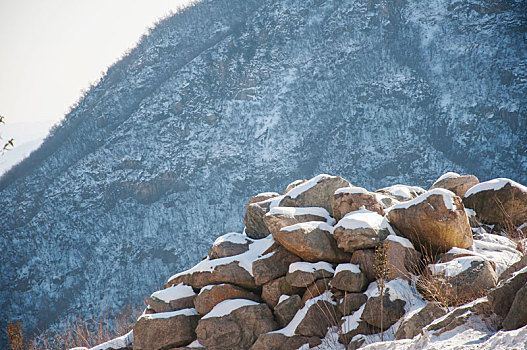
left=0, top=0, right=525, bottom=342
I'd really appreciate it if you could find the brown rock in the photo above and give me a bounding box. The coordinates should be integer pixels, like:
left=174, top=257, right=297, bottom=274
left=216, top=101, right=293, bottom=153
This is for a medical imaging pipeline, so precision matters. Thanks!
left=208, top=233, right=252, bottom=259
left=332, top=187, right=385, bottom=221
left=333, top=209, right=392, bottom=252
left=263, top=206, right=333, bottom=237
left=395, top=302, right=448, bottom=339
left=285, top=262, right=335, bottom=287
left=330, top=264, right=368, bottom=292
left=196, top=302, right=277, bottom=350
left=362, top=293, right=406, bottom=331
left=350, top=249, right=376, bottom=282
left=133, top=309, right=201, bottom=350
left=337, top=293, right=367, bottom=316
left=387, top=189, right=473, bottom=253
left=262, top=277, right=304, bottom=308
left=253, top=244, right=301, bottom=286
left=302, top=278, right=332, bottom=304
left=193, top=284, right=261, bottom=316
left=502, top=283, right=527, bottom=331
left=279, top=174, right=351, bottom=216
left=463, top=178, right=527, bottom=227
left=296, top=299, right=340, bottom=338
left=273, top=222, right=351, bottom=263
left=148, top=284, right=196, bottom=313
left=245, top=193, right=280, bottom=239
left=384, top=236, right=421, bottom=281
left=166, top=260, right=256, bottom=290
left=274, top=295, right=303, bottom=327
left=430, top=173, right=479, bottom=197
left=250, top=333, right=321, bottom=350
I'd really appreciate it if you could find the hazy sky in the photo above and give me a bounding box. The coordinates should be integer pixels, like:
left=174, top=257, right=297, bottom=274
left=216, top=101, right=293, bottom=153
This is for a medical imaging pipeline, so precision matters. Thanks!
left=0, top=0, right=193, bottom=125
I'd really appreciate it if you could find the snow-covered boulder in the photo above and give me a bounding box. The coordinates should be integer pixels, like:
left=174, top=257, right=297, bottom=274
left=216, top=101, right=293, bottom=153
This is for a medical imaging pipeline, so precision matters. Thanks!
left=429, top=172, right=479, bottom=197
left=285, top=261, right=335, bottom=287
left=332, top=186, right=385, bottom=221
left=424, top=256, right=498, bottom=305
left=279, top=174, right=351, bottom=216
left=375, top=185, right=425, bottom=202
left=133, top=309, right=200, bottom=350
left=195, top=300, right=277, bottom=350
left=263, top=206, right=335, bottom=237
left=148, top=283, right=196, bottom=313
left=208, top=232, right=252, bottom=259
left=330, top=264, right=369, bottom=292
left=387, top=189, right=473, bottom=252
left=334, top=209, right=393, bottom=252
left=274, top=221, right=350, bottom=263
left=193, top=284, right=261, bottom=316
left=464, top=178, right=527, bottom=227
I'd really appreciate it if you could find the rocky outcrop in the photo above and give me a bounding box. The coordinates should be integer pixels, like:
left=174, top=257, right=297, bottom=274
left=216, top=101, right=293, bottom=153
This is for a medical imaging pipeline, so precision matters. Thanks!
left=133, top=309, right=201, bottom=350
left=464, top=178, right=527, bottom=227
left=273, top=221, right=350, bottom=263
left=332, top=187, right=385, bottom=221
left=387, top=189, right=473, bottom=252
left=195, top=300, right=277, bottom=350
left=430, top=172, right=479, bottom=197
left=279, top=175, right=351, bottom=216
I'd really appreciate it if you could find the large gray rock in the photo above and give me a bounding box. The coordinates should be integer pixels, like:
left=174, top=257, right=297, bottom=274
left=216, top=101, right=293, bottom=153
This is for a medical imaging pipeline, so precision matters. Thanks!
left=430, top=173, right=479, bottom=197
left=395, top=302, right=448, bottom=339
left=387, top=189, right=473, bottom=253
left=196, top=300, right=277, bottom=350
left=133, top=309, right=201, bottom=350
left=279, top=174, right=351, bottom=216
left=193, top=283, right=261, bottom=316
left=464, top=178, right=527, bottom=227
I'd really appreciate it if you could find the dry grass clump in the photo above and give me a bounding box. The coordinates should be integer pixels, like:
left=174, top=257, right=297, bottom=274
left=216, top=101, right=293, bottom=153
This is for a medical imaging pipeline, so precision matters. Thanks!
left=7, top=305, right=141, bottom=350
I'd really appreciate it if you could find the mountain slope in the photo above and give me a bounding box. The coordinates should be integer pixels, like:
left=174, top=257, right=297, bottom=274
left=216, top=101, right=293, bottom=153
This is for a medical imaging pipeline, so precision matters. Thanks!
left=0, top=0, right=525, bottom=340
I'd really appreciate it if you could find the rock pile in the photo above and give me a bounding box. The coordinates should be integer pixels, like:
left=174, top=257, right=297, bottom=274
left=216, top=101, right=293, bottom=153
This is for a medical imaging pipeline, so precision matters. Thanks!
left=90, top=173, right=527, bottom=350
